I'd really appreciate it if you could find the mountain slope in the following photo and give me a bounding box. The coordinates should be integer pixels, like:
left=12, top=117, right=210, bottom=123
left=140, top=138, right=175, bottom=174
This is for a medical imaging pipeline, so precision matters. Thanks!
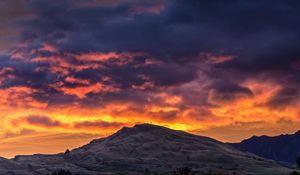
left=230, top=130, right=300, bottom=164
left=0, top=156, right=33, bottom=175
left=2, top=124, right=294, bottom=175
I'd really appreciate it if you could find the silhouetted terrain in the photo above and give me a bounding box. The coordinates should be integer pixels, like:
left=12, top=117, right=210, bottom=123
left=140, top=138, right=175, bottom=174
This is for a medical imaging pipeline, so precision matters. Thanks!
left=0, top=124, right=294, bottom=175
left=230, top=130, right=300, bottom=164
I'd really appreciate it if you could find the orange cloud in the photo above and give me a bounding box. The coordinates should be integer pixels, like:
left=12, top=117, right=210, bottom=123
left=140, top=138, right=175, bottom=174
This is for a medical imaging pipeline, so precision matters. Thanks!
left=65, top=76, right=91, bottom=85
left=31, top=55, right=103, bottom=75
left=157, top=93, right=182, bottom=105
left=10, top=114, right=126, bottom=135
left=38, top=43, right=59, bottom=53
left=0, top=86, right=47, bottom=108
left=51, top=82, right=119, bottom=98
left=0, top=67, right=16, bottom=85
left=75, top=52, right=145, bottom=66
left=200, top=53, right=234, bottom=64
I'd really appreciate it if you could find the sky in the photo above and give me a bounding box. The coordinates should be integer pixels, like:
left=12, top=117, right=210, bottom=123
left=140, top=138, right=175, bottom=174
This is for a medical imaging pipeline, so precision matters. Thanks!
left=1, top=0, right=300, bottom=158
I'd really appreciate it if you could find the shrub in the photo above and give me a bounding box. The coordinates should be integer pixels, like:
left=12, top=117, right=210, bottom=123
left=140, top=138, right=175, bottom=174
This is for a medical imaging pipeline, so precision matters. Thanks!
left=297, top=156, right=300, bottom=169
left=290, top=171, right=300, bottom=175
left=173, top=167, right=192, bottom=175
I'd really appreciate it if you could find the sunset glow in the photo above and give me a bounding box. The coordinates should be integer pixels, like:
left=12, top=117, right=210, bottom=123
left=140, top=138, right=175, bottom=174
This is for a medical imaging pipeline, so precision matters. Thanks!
left=1, top=0, right=300, bottom=158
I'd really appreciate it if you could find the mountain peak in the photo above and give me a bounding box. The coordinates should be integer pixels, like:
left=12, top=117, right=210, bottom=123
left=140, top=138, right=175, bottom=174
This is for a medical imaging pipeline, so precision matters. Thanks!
left=115, top=123, right=171, bottom=136
left=132, top=123, right=168, bottom=130
left=86, top=123, right=178, bottom=146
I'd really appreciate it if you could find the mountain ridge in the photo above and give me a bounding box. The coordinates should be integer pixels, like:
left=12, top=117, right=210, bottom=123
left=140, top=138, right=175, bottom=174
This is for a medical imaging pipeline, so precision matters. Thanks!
left=0, top=124, right=295, bottom=175
left=230, top=129, right=300, bottom=164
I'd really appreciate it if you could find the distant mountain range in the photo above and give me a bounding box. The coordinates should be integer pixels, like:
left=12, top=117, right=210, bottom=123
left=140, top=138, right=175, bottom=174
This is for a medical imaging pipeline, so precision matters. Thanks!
left=230, top=130, right=300, bottom=164
left=0, top=124, right=295, bottom=175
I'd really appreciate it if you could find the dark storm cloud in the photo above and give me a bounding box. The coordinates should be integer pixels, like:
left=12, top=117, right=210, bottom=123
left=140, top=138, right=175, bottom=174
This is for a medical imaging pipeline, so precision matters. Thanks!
left=22, top=0, right=300, bottom=59
left=22, top=0, right=300, bottom=72
left=1, top=0, right=300, bottom=109
left=73, top=120, right=124, bottom=129
left=21, top=115, right=62, bottom=128
left=208, top=82, right=253, bottom=104
left=12, top=114, right=124, bottom=130
left=267, top=88, right=299, bottom=108
left=0, top=0, right=34, bottom=52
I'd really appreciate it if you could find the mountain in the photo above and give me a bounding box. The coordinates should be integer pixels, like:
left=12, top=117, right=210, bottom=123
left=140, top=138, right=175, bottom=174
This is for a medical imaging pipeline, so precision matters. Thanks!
left=0, top=156, right=33, bottom=175
left=0, top=124, right=294, bottom=175
left=230, top=130, right=300, bottom=164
